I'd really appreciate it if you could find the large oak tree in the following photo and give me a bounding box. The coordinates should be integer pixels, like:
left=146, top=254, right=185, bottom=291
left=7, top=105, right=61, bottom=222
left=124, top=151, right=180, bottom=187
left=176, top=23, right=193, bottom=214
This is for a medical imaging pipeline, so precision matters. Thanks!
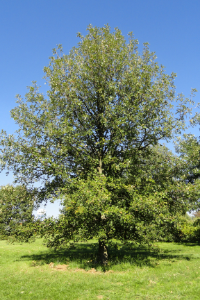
left=0, top=25, right=199, bottom=263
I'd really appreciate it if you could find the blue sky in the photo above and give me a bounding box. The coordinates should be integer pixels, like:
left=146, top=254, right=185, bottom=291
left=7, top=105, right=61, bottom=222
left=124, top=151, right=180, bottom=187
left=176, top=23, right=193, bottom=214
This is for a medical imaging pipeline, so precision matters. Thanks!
left=0, top=0, right=200, bottom=217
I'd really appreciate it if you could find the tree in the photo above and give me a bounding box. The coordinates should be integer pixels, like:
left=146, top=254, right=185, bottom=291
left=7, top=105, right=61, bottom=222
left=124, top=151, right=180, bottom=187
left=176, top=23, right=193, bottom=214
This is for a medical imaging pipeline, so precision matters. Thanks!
left=0, top=185, right=35, bottom=240
left=0, top=25, right=198, bottom=262
left=175, top=132, right=200, bottom=223
left=175, top=134, right=200, bottom=183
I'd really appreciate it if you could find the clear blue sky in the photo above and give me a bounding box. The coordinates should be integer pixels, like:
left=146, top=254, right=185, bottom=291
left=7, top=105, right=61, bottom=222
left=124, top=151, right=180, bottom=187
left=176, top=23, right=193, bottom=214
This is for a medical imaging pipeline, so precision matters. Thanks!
left=0, top=0, right=200, bottom=217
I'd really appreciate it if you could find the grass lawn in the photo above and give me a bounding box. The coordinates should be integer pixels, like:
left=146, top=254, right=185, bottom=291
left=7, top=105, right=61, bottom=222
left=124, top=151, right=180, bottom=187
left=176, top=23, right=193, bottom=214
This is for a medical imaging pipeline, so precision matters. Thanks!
left=0, top=238, right=200, bottom=299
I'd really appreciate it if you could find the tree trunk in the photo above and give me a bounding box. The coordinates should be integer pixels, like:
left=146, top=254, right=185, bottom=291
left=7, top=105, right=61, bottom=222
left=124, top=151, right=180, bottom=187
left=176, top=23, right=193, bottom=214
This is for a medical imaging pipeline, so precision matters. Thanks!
left=98, top=239, right=108, bottom=265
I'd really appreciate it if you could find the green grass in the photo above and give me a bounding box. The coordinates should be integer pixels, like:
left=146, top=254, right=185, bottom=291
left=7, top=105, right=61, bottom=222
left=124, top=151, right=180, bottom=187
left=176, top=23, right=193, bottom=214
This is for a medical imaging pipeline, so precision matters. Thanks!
left=0, top=239, right=200, bottom=299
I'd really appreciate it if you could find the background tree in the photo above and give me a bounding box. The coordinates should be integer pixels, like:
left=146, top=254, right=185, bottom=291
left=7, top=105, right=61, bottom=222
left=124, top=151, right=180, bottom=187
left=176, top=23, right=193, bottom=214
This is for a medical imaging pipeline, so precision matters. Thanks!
left=175, top=134, right=200, bottom=183
left=0, top=185, right=35, bottom=240
left=0, top=25, right=198, bottom=262
left=173, top=130, right=200, bottom=243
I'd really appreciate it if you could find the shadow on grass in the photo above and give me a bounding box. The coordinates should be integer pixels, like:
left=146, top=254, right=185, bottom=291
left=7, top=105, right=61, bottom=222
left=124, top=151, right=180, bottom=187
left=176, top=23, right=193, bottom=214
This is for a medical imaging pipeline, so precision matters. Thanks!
left=18, top=241, right=195, bottom=271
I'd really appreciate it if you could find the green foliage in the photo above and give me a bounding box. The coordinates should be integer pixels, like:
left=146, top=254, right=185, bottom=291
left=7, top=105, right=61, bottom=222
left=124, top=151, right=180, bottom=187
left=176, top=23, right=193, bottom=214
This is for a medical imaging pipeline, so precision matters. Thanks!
left=41, top=166, right=199, bottom=249
left=0, top=185, right=35, bottom=240
left=0, top=25, right=199, bottom=259
left=175, top=134, right=200, bottom=183
left=0, top=25, right=194, bottom=195
left=168, top=214, right=200, bottom=244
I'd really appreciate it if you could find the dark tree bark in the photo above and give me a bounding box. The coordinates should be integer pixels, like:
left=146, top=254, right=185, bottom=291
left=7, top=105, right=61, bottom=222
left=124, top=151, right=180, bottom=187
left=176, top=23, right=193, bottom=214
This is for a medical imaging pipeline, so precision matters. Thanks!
left=98, top=239, right=108, bottom=265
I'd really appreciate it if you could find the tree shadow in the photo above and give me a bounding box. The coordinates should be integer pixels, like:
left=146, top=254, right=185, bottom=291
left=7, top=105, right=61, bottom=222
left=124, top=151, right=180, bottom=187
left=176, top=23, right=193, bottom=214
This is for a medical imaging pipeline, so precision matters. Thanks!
left=18, top=241, right=196, bottom=271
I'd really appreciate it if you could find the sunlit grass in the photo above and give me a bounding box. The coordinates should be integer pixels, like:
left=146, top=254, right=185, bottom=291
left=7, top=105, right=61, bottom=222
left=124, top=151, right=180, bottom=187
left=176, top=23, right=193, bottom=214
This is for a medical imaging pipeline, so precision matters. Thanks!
left=0, top=238, right=200, bottom=299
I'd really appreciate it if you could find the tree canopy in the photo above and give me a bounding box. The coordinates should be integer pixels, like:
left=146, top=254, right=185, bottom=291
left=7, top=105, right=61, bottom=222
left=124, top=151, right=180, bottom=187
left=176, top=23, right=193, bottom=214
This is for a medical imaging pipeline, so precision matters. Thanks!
left=0, top=185, right=35, bottom=240
left=176, top=134, right=200, bottom=183
left=0, top=25, right=199, bottom=263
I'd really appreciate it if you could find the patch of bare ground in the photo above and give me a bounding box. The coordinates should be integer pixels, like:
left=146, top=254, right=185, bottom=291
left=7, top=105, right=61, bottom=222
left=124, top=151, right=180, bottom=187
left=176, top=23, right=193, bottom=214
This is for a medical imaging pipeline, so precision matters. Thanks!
left=48, top=263, right=115, bottom=274
left=49, top=262, right=69, bottom=271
